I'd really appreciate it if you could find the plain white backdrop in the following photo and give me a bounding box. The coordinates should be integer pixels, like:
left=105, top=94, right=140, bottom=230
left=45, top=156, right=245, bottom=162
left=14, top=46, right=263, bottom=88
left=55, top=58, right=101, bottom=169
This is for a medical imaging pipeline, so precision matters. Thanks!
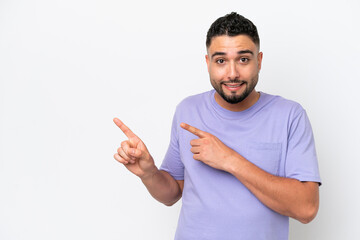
left=1, top=0, right=359, bottom=239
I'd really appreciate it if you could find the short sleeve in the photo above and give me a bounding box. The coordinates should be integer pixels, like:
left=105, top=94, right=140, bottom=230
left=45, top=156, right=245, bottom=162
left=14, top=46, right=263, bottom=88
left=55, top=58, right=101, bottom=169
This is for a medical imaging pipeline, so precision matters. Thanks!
left=159, top=110, right=184, bottom=180
left=285, top=109, right=321, bottom=185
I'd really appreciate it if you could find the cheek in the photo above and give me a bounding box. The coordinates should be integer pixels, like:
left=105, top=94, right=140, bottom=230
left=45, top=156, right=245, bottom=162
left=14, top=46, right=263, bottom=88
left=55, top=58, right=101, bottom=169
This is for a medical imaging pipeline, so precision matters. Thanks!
left=209, top=66, right=226, bottom=80
left=242, top=65, right=258, bottom=79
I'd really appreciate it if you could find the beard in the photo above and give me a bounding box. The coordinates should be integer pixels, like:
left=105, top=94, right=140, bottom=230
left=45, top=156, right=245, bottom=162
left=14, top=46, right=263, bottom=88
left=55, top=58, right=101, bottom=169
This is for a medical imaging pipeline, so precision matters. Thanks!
left=210, top=74, right=259, bottom=104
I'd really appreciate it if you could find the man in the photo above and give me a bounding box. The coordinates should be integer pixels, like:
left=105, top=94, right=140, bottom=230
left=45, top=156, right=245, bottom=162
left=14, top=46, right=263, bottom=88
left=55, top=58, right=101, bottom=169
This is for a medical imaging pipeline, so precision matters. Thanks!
left=113, top=12, right=321, bottom=240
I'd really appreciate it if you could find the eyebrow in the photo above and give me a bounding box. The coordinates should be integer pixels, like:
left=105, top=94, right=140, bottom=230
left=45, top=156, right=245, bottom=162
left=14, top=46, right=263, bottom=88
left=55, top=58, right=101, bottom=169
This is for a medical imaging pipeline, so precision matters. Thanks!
left=211, top=50, right=254, bottom=58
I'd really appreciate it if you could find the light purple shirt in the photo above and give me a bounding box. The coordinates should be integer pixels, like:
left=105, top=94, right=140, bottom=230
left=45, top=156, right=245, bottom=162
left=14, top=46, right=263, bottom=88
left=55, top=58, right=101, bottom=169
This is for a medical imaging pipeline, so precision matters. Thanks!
left=160, top=90, right=321, bottom=240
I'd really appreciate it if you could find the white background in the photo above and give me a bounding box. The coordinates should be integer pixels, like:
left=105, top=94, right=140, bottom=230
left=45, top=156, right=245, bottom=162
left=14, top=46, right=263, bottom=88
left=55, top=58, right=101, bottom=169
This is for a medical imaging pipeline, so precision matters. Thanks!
left=1, top=0, right=359, bottom=239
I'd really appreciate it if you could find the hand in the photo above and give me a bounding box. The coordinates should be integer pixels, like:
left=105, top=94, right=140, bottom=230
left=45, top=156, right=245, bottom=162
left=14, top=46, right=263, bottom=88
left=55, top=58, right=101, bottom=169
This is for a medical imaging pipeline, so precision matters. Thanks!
left=180, top=123, right=238, bottom=172
left=113, top=118, right=156, bottom=179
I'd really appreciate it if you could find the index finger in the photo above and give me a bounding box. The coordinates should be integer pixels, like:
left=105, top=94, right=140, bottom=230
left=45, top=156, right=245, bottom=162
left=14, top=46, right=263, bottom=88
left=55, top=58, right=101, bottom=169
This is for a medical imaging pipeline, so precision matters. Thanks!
left=180, top=123, right=207, bottom=138
left=113, top=118, right=136, bottom=138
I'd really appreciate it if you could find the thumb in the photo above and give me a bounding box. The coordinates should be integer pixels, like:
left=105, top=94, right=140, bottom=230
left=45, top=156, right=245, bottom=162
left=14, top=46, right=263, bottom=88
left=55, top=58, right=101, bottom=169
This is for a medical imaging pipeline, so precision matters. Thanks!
left=128, top=147, right=143, bottom=159
left=129, top=138, right=136, bottom=148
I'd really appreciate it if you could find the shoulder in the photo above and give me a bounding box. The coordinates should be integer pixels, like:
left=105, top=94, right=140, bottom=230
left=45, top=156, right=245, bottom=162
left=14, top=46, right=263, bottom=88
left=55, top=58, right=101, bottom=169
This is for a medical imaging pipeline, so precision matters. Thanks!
left=176, top=90, right=212, bottom=110
left=260, top=92, right=305, bottom=116
left=171, top=90, right=213, bottom=125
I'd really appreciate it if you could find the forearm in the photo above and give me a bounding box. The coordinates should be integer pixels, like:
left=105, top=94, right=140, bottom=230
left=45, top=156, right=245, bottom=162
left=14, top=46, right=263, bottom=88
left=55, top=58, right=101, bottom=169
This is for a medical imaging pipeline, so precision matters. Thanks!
left=141, top=167, right=182, bottom=206
left=227, top=153, right=319, bottom=223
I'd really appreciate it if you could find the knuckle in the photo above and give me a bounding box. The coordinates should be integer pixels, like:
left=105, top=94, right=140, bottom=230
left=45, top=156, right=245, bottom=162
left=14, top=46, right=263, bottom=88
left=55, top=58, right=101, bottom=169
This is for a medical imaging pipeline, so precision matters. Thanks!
left=131, top=149, right=138, bottom=156
left=193, top=154, right=201, bottom=160
left=121, top=141, right=128, bottom=148
left=119, top=150, right=129, bottom=160
left=121, top=160, right=128, bottom=165
left=114, top=154, right=125, bottom=164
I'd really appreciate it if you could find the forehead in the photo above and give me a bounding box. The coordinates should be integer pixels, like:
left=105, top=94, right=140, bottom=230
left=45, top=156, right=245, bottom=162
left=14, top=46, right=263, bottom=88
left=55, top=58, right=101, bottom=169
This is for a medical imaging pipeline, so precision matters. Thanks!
left=207, top=35, right=258, bottom=55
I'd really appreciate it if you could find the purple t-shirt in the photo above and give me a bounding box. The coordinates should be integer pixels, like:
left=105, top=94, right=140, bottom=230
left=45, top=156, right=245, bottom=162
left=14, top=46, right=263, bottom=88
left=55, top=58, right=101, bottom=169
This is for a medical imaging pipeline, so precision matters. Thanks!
left=160, top=90, right=321, bottom=240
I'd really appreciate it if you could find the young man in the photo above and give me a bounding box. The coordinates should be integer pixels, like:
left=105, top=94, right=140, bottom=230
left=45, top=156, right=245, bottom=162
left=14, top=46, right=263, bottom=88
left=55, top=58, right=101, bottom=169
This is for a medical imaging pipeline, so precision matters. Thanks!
left=113, top=12, right=321, bottom=240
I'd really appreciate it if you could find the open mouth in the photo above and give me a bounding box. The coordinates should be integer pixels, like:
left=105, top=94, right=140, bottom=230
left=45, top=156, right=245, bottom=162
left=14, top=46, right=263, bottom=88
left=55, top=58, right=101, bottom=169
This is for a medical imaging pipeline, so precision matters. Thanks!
left=223, top=82, right=245, bottom=91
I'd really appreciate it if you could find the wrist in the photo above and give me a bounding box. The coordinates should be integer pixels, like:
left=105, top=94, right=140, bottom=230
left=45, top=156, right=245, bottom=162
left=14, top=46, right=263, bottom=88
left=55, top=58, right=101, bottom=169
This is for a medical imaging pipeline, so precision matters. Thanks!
left=140, top=164, right=158, bottom=182
left=225, top=152, right=246, bottom=175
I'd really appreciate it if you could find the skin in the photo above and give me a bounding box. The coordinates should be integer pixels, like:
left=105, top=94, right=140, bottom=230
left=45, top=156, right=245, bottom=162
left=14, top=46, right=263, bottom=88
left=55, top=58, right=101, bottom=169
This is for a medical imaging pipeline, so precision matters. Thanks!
left=180, top=122, right=319, bottom=224
left=113, top=118, right=183, bottom=206
left=205, top=35, right=263, bottom=112
left=113, top=34, right=319, bottom=223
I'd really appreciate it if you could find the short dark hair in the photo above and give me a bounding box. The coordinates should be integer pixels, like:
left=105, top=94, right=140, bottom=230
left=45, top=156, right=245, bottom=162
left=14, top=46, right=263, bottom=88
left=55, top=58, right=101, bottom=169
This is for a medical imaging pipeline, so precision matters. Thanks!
left=206, top=12, right=260, bottom=49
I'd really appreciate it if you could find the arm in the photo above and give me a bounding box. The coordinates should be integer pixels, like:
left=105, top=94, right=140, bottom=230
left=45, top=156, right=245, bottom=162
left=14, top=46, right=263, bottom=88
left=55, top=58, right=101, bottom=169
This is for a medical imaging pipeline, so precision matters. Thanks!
left=181, top=123, right=319, bottom=223
left=141, top=171, right=184, bottom=206
left=113, top=118, right=183, bottom=206
left=227, top=153, right=319, bottom=223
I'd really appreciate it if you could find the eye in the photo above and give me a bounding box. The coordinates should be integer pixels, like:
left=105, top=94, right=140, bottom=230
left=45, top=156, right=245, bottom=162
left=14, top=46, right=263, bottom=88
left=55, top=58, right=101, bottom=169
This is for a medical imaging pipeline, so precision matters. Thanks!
left=240, top=57, right=249, bottom=63
left=216, top=59, right=225, bottom=64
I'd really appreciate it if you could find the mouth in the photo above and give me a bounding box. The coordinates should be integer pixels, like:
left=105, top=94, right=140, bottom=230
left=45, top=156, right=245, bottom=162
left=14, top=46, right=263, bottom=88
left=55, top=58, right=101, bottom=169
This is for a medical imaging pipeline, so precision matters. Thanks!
left=222, top=82, right=246, bottom=92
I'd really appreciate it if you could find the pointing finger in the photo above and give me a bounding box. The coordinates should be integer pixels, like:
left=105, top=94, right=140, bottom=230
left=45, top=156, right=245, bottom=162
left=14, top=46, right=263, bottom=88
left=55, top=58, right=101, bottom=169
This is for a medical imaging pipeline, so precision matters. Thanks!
left=180, top=123, right=207, bottom=138
left=113, top=118, right=136, bottom=138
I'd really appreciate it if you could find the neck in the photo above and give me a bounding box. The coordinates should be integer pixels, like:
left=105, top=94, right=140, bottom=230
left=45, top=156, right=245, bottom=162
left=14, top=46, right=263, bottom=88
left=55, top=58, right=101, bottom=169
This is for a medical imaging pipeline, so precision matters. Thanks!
left=214, top=90, right=260, bottom=112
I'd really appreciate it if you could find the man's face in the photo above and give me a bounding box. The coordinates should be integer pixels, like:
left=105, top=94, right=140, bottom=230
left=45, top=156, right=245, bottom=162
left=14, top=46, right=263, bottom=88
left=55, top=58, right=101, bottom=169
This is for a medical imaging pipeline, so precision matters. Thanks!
left=206, top=35, right=263, bottom=104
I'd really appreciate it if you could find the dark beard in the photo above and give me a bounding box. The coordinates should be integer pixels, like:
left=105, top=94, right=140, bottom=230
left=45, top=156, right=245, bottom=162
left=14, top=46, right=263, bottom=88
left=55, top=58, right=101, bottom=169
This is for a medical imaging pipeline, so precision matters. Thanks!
left=218, top=83, right=249, bottom=104
left=211, top=77, right=258, bottom=104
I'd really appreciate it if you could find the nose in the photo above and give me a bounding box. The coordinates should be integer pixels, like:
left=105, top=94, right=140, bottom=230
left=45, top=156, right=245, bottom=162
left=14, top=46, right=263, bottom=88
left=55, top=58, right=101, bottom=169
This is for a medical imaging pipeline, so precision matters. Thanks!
left=227, top=61, right=240, bottom=80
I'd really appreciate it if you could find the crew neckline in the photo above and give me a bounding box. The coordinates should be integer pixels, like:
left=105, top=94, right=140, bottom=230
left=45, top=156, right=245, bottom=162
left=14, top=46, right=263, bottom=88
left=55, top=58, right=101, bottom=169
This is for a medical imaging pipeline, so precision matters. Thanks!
left=209, top=89, right=266, bottom=119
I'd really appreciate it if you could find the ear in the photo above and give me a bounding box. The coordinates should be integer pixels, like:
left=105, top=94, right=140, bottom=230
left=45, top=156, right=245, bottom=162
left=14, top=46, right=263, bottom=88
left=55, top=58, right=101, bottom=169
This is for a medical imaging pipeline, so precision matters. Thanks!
left=205, top=54, right=210, bottom=72
left=257, top=52, right=263, bottom=71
